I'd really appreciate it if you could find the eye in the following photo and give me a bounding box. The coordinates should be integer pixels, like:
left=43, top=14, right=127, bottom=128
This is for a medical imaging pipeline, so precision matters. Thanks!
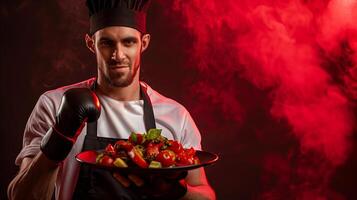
left=99, top=39, right=114, bottom=47
left=123, top=38, right=137, bottom=47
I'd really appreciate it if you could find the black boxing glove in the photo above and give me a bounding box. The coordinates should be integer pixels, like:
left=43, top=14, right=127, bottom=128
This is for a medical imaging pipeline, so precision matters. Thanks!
left=40, top=88, right=101, bottom=162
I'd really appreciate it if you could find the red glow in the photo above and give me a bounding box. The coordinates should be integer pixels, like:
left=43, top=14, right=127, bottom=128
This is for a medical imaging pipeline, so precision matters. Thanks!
left=160, top=0, right=357, bottom=198
left=92, top=92, right=101, bottom=111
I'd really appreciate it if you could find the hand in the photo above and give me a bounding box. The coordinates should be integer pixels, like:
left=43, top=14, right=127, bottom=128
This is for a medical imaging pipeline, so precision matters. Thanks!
left=113, top=173, right=144, bottom=187
left=41, top=88, right=101, bottom=162
left=113, top=171, right=188, bottom=199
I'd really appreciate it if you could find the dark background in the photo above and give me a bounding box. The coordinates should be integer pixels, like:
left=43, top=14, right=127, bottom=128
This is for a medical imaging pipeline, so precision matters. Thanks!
left=1, top=1, right=357, bottom=199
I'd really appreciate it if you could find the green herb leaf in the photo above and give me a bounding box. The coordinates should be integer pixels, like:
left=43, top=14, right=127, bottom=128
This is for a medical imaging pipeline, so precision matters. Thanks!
left=130, top=132, right=137, bottom=143
left=145, top=129, right=162, bottom=141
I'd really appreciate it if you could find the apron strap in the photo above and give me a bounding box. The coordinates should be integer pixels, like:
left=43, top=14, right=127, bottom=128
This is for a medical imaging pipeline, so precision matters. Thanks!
left=141, top=84, right=156, bottom=131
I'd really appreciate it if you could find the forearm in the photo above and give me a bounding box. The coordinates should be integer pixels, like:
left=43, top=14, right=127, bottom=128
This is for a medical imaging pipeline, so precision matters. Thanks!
left=8, top=152, right=59, bottom=200
left=181, top=184, right=216, bottom=200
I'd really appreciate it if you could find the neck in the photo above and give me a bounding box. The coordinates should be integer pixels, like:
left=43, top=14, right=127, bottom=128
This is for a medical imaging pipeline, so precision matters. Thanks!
left=96, top=78, right=141, bottom=101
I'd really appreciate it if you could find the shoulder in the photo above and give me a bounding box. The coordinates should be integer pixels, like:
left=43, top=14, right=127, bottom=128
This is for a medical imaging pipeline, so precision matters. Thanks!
left=35, top=78, right=96, bottom=112
left=141, top=82, right=202, bottom=149
left=43, top=78, right=95, bottom=99
left=141, top=82, right=188, bottom=115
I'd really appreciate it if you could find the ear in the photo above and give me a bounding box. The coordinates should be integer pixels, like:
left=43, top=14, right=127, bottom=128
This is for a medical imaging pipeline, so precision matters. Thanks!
left=85, top=34, right=96, bottom=54
left=141, top=34, right=151, bottom=53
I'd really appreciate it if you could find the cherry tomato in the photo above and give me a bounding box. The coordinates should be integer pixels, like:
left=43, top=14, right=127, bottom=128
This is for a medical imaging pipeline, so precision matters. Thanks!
left=115, top=140, right=133, bottom=151
left=176, top=152, right=194, bottom=165
left=129, top=132, right=145, bottom=145
left=176, top=149, right=200, bottom=165
left=155, top=150, right=176, bottom=167
left=167, top=140, right=184, bottom=154
left=185, top=147, right=196, bottom=157
left=100, top=155, right=114, bottom=167
left=146, top=142, right=161, bottom=159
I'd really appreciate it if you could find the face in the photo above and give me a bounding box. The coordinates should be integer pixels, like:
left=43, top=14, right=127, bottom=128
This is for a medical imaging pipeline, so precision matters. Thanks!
left=86, top=26, right=150, bottom=88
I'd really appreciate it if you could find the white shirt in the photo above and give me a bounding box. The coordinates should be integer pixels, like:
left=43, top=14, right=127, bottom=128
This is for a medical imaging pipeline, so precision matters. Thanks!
left=15, top=78, right=202, bottom=200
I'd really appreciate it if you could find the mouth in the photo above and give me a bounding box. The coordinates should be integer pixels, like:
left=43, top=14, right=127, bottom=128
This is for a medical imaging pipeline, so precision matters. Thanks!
left=108, top=65, right=130, bottom=74
left=110, top=65, right=129, bottom=68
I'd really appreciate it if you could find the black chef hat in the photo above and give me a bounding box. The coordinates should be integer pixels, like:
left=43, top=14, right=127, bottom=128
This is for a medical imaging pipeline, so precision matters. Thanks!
left=86, top=0, right=151, bottom=35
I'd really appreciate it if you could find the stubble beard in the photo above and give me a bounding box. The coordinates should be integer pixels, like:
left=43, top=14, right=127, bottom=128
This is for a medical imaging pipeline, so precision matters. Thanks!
left=103, top=63, right=139, bottom=88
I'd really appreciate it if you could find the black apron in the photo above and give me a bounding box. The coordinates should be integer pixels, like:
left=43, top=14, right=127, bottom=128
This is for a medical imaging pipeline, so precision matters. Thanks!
left=72, top=82, right=156, bottom=200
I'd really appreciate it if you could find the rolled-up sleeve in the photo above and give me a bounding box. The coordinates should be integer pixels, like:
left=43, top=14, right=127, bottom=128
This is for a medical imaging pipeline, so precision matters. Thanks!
left=15, top=94, right=57, bottom=166
left=180, top=111, right=202, bottom=151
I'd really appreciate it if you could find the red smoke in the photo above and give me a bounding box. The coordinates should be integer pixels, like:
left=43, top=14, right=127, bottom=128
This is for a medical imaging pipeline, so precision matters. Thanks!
left=160, top=0, right=357, bottom=198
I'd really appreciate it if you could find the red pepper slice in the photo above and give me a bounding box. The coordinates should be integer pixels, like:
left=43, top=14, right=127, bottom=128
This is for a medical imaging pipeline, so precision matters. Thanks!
left=105, top=144, right=116, bottom=156
left=127, top=148, right=148, bottom=168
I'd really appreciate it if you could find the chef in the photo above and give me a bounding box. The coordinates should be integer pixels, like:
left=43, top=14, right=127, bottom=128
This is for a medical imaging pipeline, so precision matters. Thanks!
left=8, top=0, right=215, bottom=199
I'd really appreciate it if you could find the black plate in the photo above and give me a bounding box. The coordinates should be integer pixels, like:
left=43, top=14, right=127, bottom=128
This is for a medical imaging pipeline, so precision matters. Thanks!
left=76, top=150, right=218, bottom=174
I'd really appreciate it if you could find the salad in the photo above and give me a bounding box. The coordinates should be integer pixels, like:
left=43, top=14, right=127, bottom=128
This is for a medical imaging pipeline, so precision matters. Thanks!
left=96, top=129, right=200, bottom=168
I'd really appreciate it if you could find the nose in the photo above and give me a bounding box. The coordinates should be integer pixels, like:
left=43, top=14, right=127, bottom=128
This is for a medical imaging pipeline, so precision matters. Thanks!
left=111, top=46, right=125, bottom=61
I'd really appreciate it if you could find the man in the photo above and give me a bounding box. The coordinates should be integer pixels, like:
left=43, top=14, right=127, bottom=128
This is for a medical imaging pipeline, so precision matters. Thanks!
left=8, top=0, right=215, bottom=199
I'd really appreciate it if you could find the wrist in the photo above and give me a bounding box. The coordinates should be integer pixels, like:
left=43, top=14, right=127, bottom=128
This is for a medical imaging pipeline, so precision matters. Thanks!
left=180, top=184, right=216, bottom=200
left=40, top=127, right=75, bottom=162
